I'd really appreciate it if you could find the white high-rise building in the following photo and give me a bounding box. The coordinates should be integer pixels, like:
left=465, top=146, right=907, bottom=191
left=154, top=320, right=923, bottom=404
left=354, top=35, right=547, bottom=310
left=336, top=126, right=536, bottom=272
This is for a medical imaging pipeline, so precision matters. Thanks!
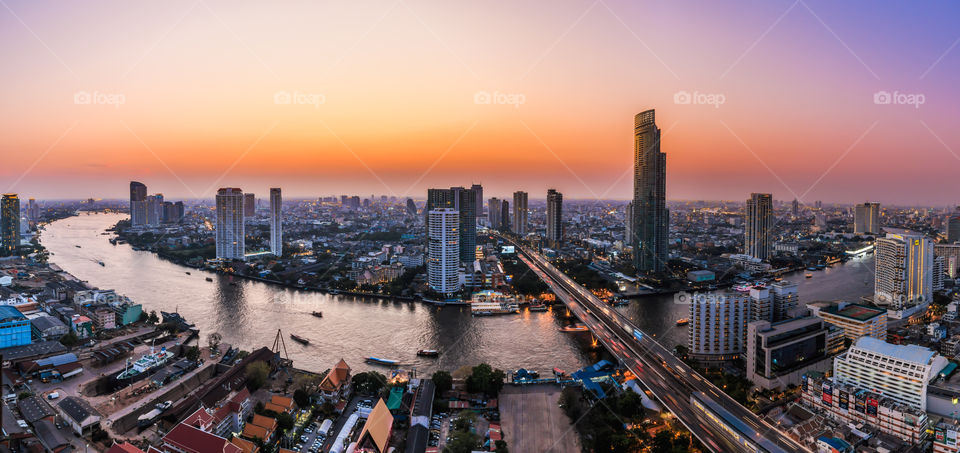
left=428, top=208, right=460, bottom=295
left=834, top=337, right=947, bottom=411
left=216, top=188, right=245, bottom=260
left=688, top=291, right=751, bottom=361
left=854, top=202, right=881, bottom=234
left=875, top=229, right=933, bottom=319
left=269, top=188, right=282, bottom=257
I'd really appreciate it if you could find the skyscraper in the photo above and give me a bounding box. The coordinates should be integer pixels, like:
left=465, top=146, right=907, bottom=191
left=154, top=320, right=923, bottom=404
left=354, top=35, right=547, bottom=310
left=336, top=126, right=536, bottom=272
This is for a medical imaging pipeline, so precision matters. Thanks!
left=631, top=109, right=668, bottom=273
left=745, top=193, right=773, bottom=260
left=946, top=209, right=960, bottom=243
left=501, top=199, right=510, bottom=232
left=487, top=198, right=501, bottom=229
left=27, top=198, right=38, bottom=223
left=428, top=208, right=460, bottom=295
left=129, top=181, right=147, bottom=226
left=146, top=194, right=164, bottom=226
left=452, top=187, right=477, bottom=263
left=791, top=199, right=799, bottom=216
left=854, top=202, right=880, bottom=234
left=269, top=188, right=282, bottom=257
left=546, top=189, right=563, bottom=247
left=875, top=229, right=933, bottom=319
left=512, top=191, right=528, bottom=235
left=244, top=193, right=256, bottom=218
left=471, top=184, right=483, bottom=218
left=216, top=188, right=245, bottom=260
left=405, top=198, right=417, bottom=216
left=1, top=194, right=20, bottom=255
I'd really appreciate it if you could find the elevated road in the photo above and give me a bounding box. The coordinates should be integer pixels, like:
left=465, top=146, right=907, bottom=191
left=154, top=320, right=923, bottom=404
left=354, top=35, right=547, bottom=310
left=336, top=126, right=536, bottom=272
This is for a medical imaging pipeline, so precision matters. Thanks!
left=508, top=240, right=809, bottom=453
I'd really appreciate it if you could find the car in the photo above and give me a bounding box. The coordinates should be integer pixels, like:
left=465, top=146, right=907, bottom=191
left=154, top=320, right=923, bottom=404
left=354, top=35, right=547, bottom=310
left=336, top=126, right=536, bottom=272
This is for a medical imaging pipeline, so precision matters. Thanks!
left=300, top=435, right=308, bottom=442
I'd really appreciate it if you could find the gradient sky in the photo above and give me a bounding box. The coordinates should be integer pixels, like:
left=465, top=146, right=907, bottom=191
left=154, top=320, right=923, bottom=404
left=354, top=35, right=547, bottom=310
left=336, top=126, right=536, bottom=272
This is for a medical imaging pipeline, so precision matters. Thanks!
left=2, top=0, right=960, bottom=204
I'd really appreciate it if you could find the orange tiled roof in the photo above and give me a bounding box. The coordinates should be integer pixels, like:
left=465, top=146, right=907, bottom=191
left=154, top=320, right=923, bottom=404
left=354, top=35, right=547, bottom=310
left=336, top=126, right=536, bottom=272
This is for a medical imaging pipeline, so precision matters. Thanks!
left=356, top=399, right=393, bottom=453
left=264, top=402, right=287, bottom=414
left=242, top=423, right=269, bottom=442
left=320, top=359, right=351, bottom=392
left=230, top=437, right=259, bottom=453
left=270, top=395, right=294, bottom=411
left=251, top=414, right=277, bottom=432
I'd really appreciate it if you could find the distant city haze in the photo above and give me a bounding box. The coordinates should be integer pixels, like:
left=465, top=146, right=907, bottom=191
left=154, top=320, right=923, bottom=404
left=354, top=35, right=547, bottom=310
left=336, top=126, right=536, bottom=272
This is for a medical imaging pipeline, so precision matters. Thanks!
left=2, top=1, right=959, bottom=204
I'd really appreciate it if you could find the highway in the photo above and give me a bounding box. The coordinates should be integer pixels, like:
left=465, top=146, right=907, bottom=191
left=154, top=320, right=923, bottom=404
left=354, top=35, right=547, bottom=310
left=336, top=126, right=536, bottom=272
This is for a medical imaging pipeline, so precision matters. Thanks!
left=508, top=240, right=810, bottom=453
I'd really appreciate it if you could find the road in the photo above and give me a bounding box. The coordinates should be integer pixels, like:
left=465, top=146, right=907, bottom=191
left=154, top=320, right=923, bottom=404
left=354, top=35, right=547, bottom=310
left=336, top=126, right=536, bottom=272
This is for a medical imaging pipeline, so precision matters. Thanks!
left=508, top=239, right=810, bottom=453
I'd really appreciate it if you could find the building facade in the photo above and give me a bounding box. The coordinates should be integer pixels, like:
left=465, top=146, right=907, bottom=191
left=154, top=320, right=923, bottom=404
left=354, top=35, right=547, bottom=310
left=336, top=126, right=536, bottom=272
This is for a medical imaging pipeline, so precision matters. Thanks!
left=513, top=191, right=528, bottom=235
left=688, top=291, right=751, bottom=361
left=243, top=193, right=255, bottom=218
left=808, top=302, right=887, bottom=342
left=215, top=188, right=245, bottom=260
left=1, top=194, right=20, bottom=255
left=874, top=229, right=933, bottom=319
left=129, top=181, right=147, bottom=226
left=427, top=208, right=460, bottom=295
left=546, top=189, right=563, bottom=247
left=269, top=188, right=282, bottom=256
left=833, top=337, right=947, bottom=411
left=854, top=202, right=881, bottom=234
left=745, top=193, right=773, bottom=260
left=487, top=198, right=501, bottom=229
left=746, top=317, right=837, bottom=389
left=631, top=109, right=668, bottom=273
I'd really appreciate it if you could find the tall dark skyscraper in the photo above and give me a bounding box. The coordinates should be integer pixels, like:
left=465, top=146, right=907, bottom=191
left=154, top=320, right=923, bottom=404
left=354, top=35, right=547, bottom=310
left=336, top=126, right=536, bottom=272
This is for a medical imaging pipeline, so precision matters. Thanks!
left=405, top=198, right=417, bottom=216
left=745, top=193, right=773, bottom=259
left=631, top=110, right=668, bottom=273
left=546, top=189, right=563, bottom=247
left=471, top=184, right=483, bottom=218
left=512, top=191, right=528, bottom=235
left=1, top=194, right=20, bottom=255
left=129, top=181, right=147, bottom=226
left=500, top=199, right=510, bottom=232
left=948, top=208, right=960, bottom=244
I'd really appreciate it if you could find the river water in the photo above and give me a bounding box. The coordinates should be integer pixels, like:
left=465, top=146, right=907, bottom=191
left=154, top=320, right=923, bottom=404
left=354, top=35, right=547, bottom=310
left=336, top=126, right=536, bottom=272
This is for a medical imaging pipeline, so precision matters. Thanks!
left=41, top=213, right=875, bottom=374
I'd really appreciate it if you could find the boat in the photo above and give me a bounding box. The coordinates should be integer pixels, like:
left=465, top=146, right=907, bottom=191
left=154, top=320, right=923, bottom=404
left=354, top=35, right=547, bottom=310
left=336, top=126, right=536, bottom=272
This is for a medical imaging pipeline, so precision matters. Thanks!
left=560, top=325, right=589, bottom=332
left=470, top=290, right=520, bottom=316
left=117, top=346, right=174, bottom=380
left=329, top=289, right=340, bottom=295
left=205, top=277, right=213, bottom=282
left=98, top=261, right=105, bottom=267
left=805, top=273, right=813, bottom=278
left=675, top=318, right=690, bottom=326
left=365, top=357, right=399, bottom=366
left=417, top=349, right=439, bottom=357
left=185, top=272, right=191, bottom=275
left=311, top=311, right=323, bottom=318
left=553, top=367, right=566, bottom=376
left=528, top=304, right=548, bottom=312
left=290, top=334, right=310, bottom=345
left=610, top=298, right=629, bottom=307
left=75, top=245, right=81, bottom=248
left=806, top=267, right=817, bottom=271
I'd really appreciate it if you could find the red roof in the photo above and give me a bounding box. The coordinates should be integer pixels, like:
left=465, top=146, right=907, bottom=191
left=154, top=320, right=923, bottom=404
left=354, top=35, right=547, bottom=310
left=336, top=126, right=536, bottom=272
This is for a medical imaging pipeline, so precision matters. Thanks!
left=107, top=443, right=146, bottom=453
left=182, top=408, right=216, bottom=431
left=163, top=423, right=242, bottom=453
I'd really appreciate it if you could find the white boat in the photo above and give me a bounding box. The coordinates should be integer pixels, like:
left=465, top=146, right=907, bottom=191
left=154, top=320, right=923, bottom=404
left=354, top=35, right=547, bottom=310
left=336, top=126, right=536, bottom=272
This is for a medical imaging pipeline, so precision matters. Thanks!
left=470, top=290, right=519, bottom=316
left=118, top=345, right=174, bottom=380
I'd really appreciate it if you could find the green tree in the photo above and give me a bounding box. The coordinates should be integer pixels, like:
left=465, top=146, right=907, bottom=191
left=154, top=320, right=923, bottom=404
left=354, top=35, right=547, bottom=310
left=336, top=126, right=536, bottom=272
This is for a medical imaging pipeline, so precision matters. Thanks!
left=276, top=412, right=295, bottom=431
left=185, top=345, right=200, bottom=362
left=494, top=440, right=508, bottom=453
left=431, top=370, right=453, bottom=394
left=293, top=388, right=311, bottom=408
left=148, top=310, right=160, bottom=324
left=443, top=431, right=480, bottom=453
left=246, top=361, right=271, bottom=390
left=465, top=363, right=506, bottom=397
left=351, top=371, right=386, bottom=395
left=59, top=332, right=79, bottom=347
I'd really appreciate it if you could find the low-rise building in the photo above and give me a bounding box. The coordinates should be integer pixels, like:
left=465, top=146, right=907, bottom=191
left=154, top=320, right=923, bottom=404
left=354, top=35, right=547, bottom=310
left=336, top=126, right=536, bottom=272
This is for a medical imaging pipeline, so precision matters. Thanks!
left=808, top=301, right=887, bottom=343
left=56, top=396, right=101, bottom=436
left=29, top=314, right=67, bottom=342
left=319, top=359, right=352, bottom=403
left=746, top=317, right=838, bottom=389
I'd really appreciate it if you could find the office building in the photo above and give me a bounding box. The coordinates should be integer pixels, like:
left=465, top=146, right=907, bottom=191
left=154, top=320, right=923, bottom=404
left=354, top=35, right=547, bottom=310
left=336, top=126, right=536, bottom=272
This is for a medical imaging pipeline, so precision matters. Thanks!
left=631, top=109, right=668, bottom=272
left=162, top=201, right=184, bottom=224
left=546, top=189, right=563, bottom=247
left=855, top=202, right=881, bottom=234
left=215, top=188, right=245, bottom=260
left=405, top=198, right=417, bottom=216
left=349, top=195, right=360, bottom=209
left=427, top=208, right=459, bottom=295
left=500, top=199, right=510, bottom=232
left=801, top=374, right=927, bottom=445
left=451, top=187, right=477, bottom=263
left=745, top=193, right=773, bottom=260
left=746, top=317, right=837, bottom=389
left=129, top=181, right=147, bottom=226
left=27, top=198, right=38, bottom=222
left=244, top=193, right=255, bottom=218
left=771, top=281, right=799, bottom=322
left=513, top=191, right=528, bottom=235
left=487, top=198, right=501, bottom=229
left=833, top=337, right=947, bottom=411
left=808, top=301, right=887, bottom=342
left=875, top=229, right=933, bottom=319
left=688, top=291, right=751, bottom=362
left=948, top=211, right=960, bottom=244
left=625, top=201, right=634, bottom=244
left=935, top=255, right=945, bottom=291
left=471, top=184, right=483, bottom=218
left=1, top=194, right=20, bottom=255
left=791, top=198, right=799, bottom=216
left=145, top=194, right=164, bottom=226
left=269, top=188, right=282, bottom=256
left=0, top=305, right=31, bottom=348
left=935, top=244, right=960, bottom=279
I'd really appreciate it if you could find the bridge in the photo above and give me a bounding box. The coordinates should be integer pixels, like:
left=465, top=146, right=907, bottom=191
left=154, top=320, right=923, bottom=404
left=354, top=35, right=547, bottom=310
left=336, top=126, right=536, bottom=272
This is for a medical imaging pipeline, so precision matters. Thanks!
left=506, top=238, right=810, bottom=453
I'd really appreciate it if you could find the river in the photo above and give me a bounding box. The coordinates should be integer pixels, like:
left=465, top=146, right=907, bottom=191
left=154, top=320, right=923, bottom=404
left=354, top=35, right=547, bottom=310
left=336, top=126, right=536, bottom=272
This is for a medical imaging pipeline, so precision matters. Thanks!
left=41, top=213, right=875, bottom=374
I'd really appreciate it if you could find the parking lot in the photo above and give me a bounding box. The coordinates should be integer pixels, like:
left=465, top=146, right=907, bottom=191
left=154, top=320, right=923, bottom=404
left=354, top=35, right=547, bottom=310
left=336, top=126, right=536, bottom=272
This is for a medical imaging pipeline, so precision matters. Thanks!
left=499, top=385, right=580, bottom=453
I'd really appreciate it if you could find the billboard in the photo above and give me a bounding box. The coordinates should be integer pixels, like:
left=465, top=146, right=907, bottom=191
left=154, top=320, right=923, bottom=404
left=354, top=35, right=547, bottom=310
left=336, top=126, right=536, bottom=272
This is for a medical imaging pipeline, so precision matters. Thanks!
left=501, top=246, right=515, bottom=254
left=802, top=375, right=808, bottom=392
left=838, top=391, right=849, bottom=411
left=822, top=383, right=832, bottom=406
left=867, top=398, right=878, bottom=416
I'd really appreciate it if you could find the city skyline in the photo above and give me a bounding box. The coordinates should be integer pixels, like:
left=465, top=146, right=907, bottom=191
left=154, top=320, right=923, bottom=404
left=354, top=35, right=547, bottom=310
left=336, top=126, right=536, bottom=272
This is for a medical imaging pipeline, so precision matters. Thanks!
left=2, top=2, right=960, bottom=204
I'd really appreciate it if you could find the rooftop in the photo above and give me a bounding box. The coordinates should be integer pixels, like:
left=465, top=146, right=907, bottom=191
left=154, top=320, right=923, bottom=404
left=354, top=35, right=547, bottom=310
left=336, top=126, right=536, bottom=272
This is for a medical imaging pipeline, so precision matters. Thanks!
left=853, top=337, right=936, bottom=365
left=822, top=303, right=886, bottom=321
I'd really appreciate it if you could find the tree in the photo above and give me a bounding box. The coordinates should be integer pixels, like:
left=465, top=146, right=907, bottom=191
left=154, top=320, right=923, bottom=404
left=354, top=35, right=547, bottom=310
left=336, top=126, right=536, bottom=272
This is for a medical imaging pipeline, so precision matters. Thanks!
left=443, top=431, right=480, bottom=453
left=432, top=370, right=453, bottom=394
left=148, top=310, right=160, bottom=324
left=207, top=332, right=222, bottom=353
left=138, top=311, right=149, bottom=323
left=59, top=332, right=79, bottom=347
left=293, top=388, right=311, bottom=408
left=494, top=440, right=509, bottom=453
left=246, top=361, right=271, bottom=390
left=185, top=346, right=200, bottom=362
left=465, top=363, right=506, bottom=397
left=352, top=371, right=386, bottom=395
left=276, top=412, right=295, bottom=431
